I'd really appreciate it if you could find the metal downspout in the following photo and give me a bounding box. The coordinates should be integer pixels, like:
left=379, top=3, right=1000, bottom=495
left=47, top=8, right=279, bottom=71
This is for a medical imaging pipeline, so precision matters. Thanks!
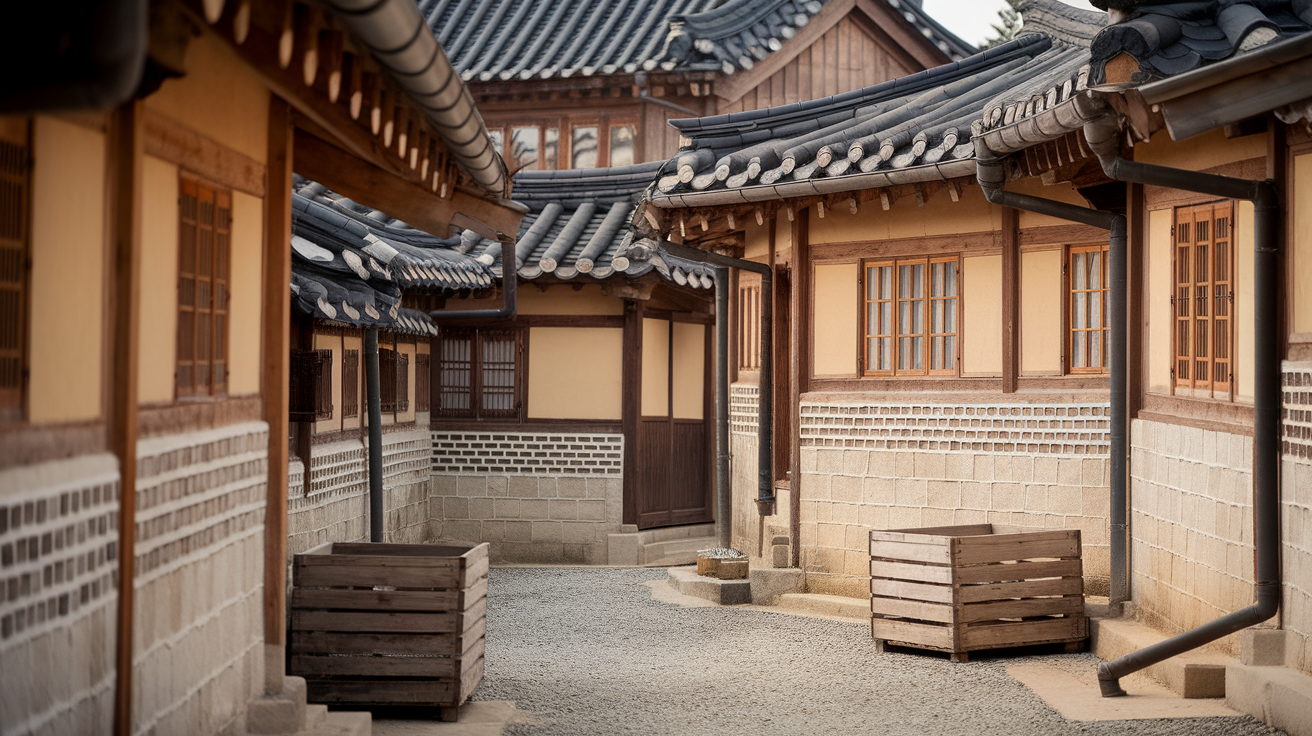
left=1083, top=116, right=1282, bottom=697
left=427, top=243, right=519, bottom=321
left=365, top=327, right=384, bottom=542
left=715, top=267, right=732, bottom=548
left=973, top=139, right=1131, bottom=616
left=660, top=241, right=776, bottom=516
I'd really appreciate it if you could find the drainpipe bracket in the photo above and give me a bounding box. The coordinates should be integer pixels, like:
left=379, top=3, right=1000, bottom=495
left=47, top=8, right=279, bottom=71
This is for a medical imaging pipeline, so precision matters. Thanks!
left=756, top=498, right=776, bottom=516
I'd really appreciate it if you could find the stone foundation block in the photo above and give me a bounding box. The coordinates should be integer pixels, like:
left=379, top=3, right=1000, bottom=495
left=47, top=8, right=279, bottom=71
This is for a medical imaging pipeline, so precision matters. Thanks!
left=1242, top=629, right=1289, bottom=667
left=246, top=676, right=306, bottom=735
left=1227, top=663, right=1312, bottom=736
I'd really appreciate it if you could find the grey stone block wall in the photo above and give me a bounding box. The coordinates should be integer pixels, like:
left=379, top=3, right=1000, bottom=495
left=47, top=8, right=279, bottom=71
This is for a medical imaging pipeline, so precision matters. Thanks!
left=131, top=421, right=269, bottom=736
left=1283, top=364, right=1312, bottom=676
left=0, top=453, right=120, bottom=736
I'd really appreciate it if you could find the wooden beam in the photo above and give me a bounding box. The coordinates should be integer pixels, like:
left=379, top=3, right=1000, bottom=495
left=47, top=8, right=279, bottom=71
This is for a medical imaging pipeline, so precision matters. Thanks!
left=621, top=300, right=642, bottom=526
left=292, top=127, right=522, bottom=241
left=1001, top=206, right=1019, bottom=393
left=263, top=96, right=294, bottom=695
left=109, top=99, right=144, bottom=736
left=143, top=108, right=265, bottom=196
left=789, top=209, right=809, bottom=568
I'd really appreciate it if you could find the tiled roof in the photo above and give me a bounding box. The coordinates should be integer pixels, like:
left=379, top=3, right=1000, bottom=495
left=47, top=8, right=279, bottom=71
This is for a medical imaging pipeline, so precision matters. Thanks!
left=290, top=177, right=495, bottom=334
left=647, top=34, right=1083, bottom=206
left=1088, top=0, right=1312, bottom=82
left=453, top=163, right=716, bottom=289
left=1018, top=0, right=1105, bottom=48
left=421, top=0, right=973, bottom=83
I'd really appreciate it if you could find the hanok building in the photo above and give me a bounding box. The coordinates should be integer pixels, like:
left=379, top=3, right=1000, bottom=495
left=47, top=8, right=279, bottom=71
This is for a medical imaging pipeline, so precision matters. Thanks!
left=645, top=0, right=1312, bottom=722
left=0, top=0, right=519, bottom=734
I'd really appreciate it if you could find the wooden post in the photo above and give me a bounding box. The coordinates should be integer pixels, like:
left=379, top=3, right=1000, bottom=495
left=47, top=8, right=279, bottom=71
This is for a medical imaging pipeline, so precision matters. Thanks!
left=788, top=208, right=809, bottom=568
left=1126, top=182, right=1145, bottom=419
left=263, top=96, right=294, bottom=695
left=110, top=99, right=144, bottom=736
left=621, top=300, right=642, bottom=526
left=1002, top=206, right=1019, bottom=393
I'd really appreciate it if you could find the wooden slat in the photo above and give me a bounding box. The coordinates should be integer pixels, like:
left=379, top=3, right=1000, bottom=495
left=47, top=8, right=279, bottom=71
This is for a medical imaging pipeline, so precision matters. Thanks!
left=954, top=532, right=1081, bottom=566
left=459, top=655, right=485, bottom=702
left=330, top=542, right=479, bottom=558
left=953, top=559, right=1083, bottom=585
left=870, top=597, right=955, bottom=624
left=292, top=576, right=487, bottom=612
left=960, top=616, right=1087, bottom=650
left=958, top=596, right=1085, bottom=623
left=291, top=654, right=457, bottom=678
left=870, top=618, right=952, bottom=650
left=870, top=559, right=953, bottom=584
left=290, top=617, right=486, bottom=656
left=877, top=524, right=992, bottom=539
left=869, top=578, right=953, bottom=604
left=294, top=558, right=462, bottom=589
left=306, top=678, right=455, bottom=705
left=292, top=610, right=459, bottom=634
left=869, top=538, right=952, bottom=564
left=463, top=555, right=490, bottom=589
left=957, top=577, right=1083, bottom=604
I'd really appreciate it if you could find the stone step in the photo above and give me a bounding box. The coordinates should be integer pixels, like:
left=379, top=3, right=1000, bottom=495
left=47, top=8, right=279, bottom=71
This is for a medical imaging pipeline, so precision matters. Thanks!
left=774, top=593, right=869, bottom=622
left=1090, top=617, right=1235, bottom=698
left=667, top=566, right=752, bottom=604
left=1227, top=663, right=1312, bottom=736
left=299, top=710, right=371, bottom=736
left=247, top=677, right=308, bottom=736
left=642, top=536, right=717, bottom=568
left=304, top=705, right=328, bottom=732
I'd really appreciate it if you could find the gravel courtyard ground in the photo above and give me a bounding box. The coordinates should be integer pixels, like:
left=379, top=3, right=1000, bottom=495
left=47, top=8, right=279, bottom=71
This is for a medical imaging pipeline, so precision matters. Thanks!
left=471, top=567, right=1284, bottom=736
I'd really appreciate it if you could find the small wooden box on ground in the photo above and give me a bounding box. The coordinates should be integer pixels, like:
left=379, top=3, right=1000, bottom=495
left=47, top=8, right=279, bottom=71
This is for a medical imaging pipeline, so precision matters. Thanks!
left=869, top=524, right=1086, bottom=662
left=290, top=542, right=489, bottom=720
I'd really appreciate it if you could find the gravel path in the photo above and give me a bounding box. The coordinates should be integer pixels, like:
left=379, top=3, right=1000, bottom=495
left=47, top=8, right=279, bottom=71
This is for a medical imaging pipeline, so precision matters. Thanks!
left=471, top=567, right=1283, bottom=736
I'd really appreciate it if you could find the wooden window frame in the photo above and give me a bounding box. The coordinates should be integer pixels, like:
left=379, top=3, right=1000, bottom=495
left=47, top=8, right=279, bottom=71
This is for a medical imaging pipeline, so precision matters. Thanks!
left=861, top=255, right=960, bottom=377
left=341, top=348, right=360, bottom=419
left=435, top=327, right=524, bottom=421
left=1172, top=200, right=1236, bottom=400
left=606, top=119, right=640, bottom=168
left=485, top=115, right=642, bottom=170
left=1068, top=243, right=1110, bottom=375
left=415, top=351, right=431, bottom=413
left=737, top=275, right=762, bottom=372
left=175, top=173, right=232, bottom=400
left=0, top=119, right=30, bottom=423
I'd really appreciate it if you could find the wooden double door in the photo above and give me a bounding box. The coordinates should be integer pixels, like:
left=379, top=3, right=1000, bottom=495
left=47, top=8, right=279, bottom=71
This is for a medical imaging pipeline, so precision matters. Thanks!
left=633, top=315, right=713, bottom=530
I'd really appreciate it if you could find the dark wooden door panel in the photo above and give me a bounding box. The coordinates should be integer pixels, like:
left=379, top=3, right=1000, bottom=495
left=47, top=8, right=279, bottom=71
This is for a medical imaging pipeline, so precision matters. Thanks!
left=637, top=418, right=672, bottom=527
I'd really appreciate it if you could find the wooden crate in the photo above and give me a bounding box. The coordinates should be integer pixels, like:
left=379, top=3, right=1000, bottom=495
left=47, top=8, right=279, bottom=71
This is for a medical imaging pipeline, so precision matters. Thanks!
left=290, top=542, right=489, bottom=719
left=869, top=524, right=1086, bottom=662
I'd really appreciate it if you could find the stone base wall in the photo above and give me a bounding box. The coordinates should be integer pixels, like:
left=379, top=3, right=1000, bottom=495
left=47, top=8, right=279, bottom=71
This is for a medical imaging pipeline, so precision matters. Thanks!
left=796, top=399, right=1112, bottom=599
left=729, top=384, right=792, bottom=562
left=1129, top=417, right=1254, bottom=657
left=0, top=454, right=120, bottom=736
left=131, top=422, right=267, bottom=736
left=1282, top=364, right=1312, bottom=674
left=430, top=430, right=624, bottom=564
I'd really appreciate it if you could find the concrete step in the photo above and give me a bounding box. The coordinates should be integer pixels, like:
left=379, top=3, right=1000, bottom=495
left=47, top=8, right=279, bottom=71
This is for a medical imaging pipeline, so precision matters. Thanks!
left=774, top=593, right=869, bottom=622
left=1227, top=663, right=1312, bottom=736
left=1091, top=617, right=1236, bottom=698
left=667, top=566, right=751, bottom=604
left=247, top=677, right=308, bottom=735
left=300, top=710, right=371, bottom=736
left=304, top=705, right=328, bottom=732
left=643, top=536, right=716, bottom=567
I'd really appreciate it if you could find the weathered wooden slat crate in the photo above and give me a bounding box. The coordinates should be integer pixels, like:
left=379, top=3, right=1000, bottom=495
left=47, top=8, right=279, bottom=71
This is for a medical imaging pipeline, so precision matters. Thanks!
left=869, top=524, right=1086, bottom=662
left=290, top=542, right=489, bottom=720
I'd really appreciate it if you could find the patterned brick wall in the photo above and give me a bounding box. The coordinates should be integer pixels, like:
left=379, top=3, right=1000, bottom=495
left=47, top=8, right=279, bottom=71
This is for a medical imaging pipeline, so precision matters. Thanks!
left=131, top=422, right=268, bottom=736
left=730, top=384, right=759, bottom=436
left=0, top=454, right=119, bottom=736
left=1283, top=363, right=1312, bottom=675
left=431, top=432, right=623, bottom=475
left=801, top=402, right=1110, bottom=454
left=1129, top=418, right=1252, bottom=657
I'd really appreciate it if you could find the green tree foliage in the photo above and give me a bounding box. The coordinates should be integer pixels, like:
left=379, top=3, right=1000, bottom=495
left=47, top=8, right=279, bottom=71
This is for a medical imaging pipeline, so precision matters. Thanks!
left=983, top=0, right=1024, bottom=49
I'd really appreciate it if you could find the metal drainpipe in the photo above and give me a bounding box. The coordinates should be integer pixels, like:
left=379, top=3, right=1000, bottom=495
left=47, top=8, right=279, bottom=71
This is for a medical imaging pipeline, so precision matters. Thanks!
left=715, top=267, right=732, bottom=548
left=1083, top=116, right=1281, bottom=697
left=427, top=241, right=519, bottom=322
left=973, top=142, right=1131, bottom=616
left=660, top=241, right=776, bottom=516
left=365, top=326, right=384, bottom=543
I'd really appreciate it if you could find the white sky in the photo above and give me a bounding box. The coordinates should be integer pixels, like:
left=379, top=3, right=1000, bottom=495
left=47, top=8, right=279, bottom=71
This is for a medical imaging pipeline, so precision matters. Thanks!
left=921, top=0, right=1100, bottom=47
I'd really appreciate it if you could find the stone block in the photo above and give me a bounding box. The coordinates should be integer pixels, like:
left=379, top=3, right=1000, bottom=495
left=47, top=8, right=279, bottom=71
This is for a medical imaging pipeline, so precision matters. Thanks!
left=816, top=522, right=845, bottom=549
left=535, top=478, right=558, bottom=499
left=558, top=478, right=587, bottom=499
left=857, top=504, right=890, bottom=530
left=1242, top=629, right=1289, bottom=667
left=1057, top=459, right=1083, bottom=487
left=1227, top=662, right=1312, bottom=736
left=486, top=476, right=509, bottom=497
left=829, top=502, right=858, bottom=525
left=817, top=449, right=844, bottom=473
left=531, top=521, right=563, bottom=542
left=926, top=480, right=960, bottom=509
left=493, top=498, right=521, bottom=520
left=607, top=533, right=640, bottom=566
left=1048, top=485, right=1081, bottom=514
left=457, top=476, right=487, bottom=498
left=548, top=499, right=577, bottom=520
left=862, top=476, right=895, bottom=506
left=508, top=475, right=538, bottom=498
left=831, top=475, right=861, bottom=504
left=561, top=521, right=596, bottom=545
left=468, top=497, right=494, bottom=521
left=945, top=453, right=973, bottom=480
left=801, top=447, right=818, bottom=473
left=520, top=498, right=549, bottom=520
left=913, top=452, right=946, bottom=479
left=504, top=520, right=532, bottom=543
left=894, top=478, right=927, bottom=506
left=577, top=500, right=606, bottom=522
left=887, top=506, right=922, bottom=529
left=992, top=482, right=1024, bottom=511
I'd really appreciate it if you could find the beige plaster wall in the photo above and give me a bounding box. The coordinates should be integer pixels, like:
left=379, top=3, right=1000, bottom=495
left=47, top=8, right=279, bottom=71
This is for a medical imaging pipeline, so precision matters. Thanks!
left=146, top=33, right=269, bottom=164
left=1011, top=178, right=1092, bottom=229
left=1236, top=200, right=1255, bottom=403
left=744, top=218, right=770, bottom=261
left=139, top=155, right=180, bottom=404
left=1295, top=154, right=1312, bottom=334
left=1021, top=249, right=1062, bottom=375
left=228, top=191, right=263, bottom=396
left=1147, top=209, right=1173, bottom=394
left=808, top=185, right=999, bottom=245
left=28, top=117, right=105, bottom=425
left=671, top=322, right=704, bottom=420
left=516, top=284, right=622, bottom=315
left=812, top=263, right=858, bottom=376
left=527, top=327, right=622, bottom=420
left=642, top=318, right=669, bottom=416
left=314, top=333, right=342, bottom=434
left=1135, top=127, right=1265, bottom=173
left=962, top=255, right=1002, bottom=376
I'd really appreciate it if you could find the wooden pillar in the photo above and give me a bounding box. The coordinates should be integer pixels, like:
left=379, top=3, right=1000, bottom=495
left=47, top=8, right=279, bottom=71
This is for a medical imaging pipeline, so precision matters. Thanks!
left=262, top=97, right=294, bottom=695
left=621, top=299, right=643, bottom=526
left=1001, top=206, right=1020, bottom=393
left=109, top=99, right=143, bottom=736
left=788, top=207, right=809, bottom=568
left=1126, top=182, right=1146, bottom=418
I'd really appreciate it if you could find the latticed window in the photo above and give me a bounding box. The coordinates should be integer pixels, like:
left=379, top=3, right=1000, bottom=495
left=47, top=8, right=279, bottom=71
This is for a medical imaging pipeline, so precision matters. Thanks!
left=1173, top=201, right=1235, bottom=397
left=341, top=348, right=359, bottom=419
left=437, top=328, right=521, bottom=419
left=415, top=352, right=431, bottom=413
left=0, top=122, right=27, bottom=421
left=737, top=275, right=761, bottom=372
left=176, top=176, right=232, bottom=398
left=1070, top=244, right=1109, bottom=373
left=864, top=257, right=958, bottom=376
left=379, top=347, right=398, bottom=413
left=396, top=352, right=410, bottom=414
left=289, top=349, right=331, bottom=422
